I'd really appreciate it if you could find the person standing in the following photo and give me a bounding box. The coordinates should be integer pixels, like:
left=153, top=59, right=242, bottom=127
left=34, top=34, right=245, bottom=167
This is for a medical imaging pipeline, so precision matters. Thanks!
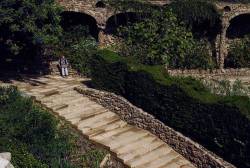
left=59, top=55, right=69, bottom=77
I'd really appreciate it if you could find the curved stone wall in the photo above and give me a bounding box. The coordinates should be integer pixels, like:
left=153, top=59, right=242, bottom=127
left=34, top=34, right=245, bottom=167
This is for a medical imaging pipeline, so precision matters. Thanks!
left=75, top=87, right=236, bottom=168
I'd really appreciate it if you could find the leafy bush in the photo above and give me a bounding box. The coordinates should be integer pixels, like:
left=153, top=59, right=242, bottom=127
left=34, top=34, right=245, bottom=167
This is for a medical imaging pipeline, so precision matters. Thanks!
left=90, top=50, right=250, bottom=168
left=225, top=37, right=250, bottom=68
left=67, top=39, right=97, bottom=76
left=118, top=9, right=215, bottom=69
left=0, top=0, right=62, bottom=72
left=58, top=25, right=97, bottom=76
left=169, top=0, right=221, bottom=39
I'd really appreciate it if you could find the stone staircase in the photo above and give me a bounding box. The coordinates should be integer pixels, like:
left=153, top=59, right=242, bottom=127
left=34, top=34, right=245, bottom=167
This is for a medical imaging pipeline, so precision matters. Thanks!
left=2, top=75, right=195, bottom=168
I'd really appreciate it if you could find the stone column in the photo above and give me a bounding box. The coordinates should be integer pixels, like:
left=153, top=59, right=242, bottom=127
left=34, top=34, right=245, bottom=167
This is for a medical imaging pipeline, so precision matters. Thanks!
left=218, top=19, right=230, bottom=69
left=98, top=29, right=106, bottom=47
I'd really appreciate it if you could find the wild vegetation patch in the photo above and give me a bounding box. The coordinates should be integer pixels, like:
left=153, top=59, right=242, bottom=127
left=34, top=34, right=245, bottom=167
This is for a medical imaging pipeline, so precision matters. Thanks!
left=0, top=86, right=106, bottom=168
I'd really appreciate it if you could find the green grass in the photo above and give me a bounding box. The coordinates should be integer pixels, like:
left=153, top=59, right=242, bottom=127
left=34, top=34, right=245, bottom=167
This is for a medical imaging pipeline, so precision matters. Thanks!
left=98, top=49, right=250, bottom=119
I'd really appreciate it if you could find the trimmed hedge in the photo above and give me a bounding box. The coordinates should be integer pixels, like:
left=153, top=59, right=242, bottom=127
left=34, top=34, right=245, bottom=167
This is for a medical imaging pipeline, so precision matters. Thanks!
left=90, top=50, right=250, bottom=168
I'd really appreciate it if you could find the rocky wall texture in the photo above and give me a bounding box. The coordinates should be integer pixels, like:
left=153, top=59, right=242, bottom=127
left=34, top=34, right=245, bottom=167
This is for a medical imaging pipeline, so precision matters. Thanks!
left=166, top=68, right=250, bottom=78
left=75, top=87, right=236, bottom=168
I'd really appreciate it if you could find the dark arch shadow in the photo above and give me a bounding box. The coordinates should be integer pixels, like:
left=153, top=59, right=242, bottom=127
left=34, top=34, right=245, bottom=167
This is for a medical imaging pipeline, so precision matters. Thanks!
left=96, top=1, right=106, bottom=8
left=226, top=14, right=250, bottom=39
left=105, top=12, right=142, bottom=35
left=224, top=6, right=231, bottom=12
left=60, top=11, right=99, bottom=41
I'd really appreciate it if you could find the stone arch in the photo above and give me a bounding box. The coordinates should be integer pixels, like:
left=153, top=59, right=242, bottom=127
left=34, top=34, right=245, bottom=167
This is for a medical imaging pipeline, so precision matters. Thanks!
left=217, top=9, right=250, bottom=69
left=226, top=13, right=250, bottom=39
left=96, top=1, right=106, bottom=8
left=105, top=12, right=142, bottom=34
left=224, top=6, right=231, bottom=12
left=60, top=11, right=99, bottom=41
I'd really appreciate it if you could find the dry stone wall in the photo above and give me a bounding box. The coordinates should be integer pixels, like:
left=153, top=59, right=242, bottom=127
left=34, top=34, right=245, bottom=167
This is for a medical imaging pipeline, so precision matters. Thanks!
left=166, top=68, right=250, bottom=78
left=75, top=87, right=236, bottom=168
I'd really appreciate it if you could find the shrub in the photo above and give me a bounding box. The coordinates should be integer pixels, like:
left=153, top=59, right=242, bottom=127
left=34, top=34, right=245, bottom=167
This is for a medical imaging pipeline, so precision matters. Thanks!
left=67, top=38, right=97, bottom=76
left=0, top=0, right=62, bottom=73
left=225, top=37, right=250, bottom=68
left=90, top=50, right=250, bottom=168
left=118, top=8, right=215, bottom=69
left=0, top=87, right=73, bottom=167
left=58, top=25, right=97, bottom=76
left=169, top=0, right=221, bottom=39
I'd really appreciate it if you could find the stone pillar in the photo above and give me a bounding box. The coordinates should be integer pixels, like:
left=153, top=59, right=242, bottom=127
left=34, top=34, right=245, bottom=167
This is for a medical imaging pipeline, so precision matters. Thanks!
left=98, top=29, right=106, bottom=47
left=98, top=29, right=120, bottom=48
left=218, top=19, right=230, bottom=69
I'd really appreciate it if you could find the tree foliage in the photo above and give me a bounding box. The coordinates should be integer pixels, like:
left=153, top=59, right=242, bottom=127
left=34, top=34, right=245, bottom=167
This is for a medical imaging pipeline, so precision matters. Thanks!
left=58, top=25, right=97, bottom=76
left=169, top=0, right=221, bottom=39
left=0, top=0, right=62, bottom=72
left=225, top=36, right=250, bottom=68
left=119, top=9, right=214, bottom=69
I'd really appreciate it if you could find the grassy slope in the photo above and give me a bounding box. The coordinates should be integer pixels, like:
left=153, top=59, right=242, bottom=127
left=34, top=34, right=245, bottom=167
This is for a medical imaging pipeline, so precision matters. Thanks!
left=98, top=49, right=250, bottom=119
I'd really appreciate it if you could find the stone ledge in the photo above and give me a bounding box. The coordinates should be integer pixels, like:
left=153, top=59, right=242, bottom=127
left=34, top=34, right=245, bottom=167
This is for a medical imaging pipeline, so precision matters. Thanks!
left=167, top=68, right=250, bottom=78
left=75, top=87, right=236, bottom=168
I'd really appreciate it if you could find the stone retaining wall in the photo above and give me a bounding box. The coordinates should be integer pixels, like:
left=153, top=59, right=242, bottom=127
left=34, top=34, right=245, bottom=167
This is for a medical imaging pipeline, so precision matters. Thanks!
left=75, top=87, right=236, bottom=168
left=167, top=68, right=250, bottom=78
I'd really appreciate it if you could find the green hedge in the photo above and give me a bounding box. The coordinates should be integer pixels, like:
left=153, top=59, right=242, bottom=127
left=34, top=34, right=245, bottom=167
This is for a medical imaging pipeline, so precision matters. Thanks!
left=90, top=50, right=250, bottom=168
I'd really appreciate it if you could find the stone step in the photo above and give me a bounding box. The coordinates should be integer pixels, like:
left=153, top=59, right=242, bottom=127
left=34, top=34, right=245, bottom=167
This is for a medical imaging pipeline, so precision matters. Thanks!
left=50, top=104, right=69, bottom=111
left=64, top=107, right=108, bottom=124
left=84, top=116, right=121, bottom=136
left=157, top=156, right=192, bottom=168
left=56, top=99, right=97, bottom=116
left=42, top=93, right=84, bottom=107
left=61, top=101, right=103, bottom=115
left=90, top=125, right=133, bottom=143
left=108, top=130, right=149, bottom=150
left=137, top=150, right=179, bottom=168
left=120, top=139, right=165, bottom=163
left=82, top=117, right=125, bottom=135
left=77, top=111, right=116, bottom=130
left=113, top=135, right=156, bottom=155
left=127, top=145, right=172, bottom=167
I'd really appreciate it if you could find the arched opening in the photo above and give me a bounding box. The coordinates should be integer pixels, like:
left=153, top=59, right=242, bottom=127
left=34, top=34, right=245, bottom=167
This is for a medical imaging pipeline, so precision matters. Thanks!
left=224, top=6, right=231, bottom=12
left=226, top=13, right=250, bottom=39
left=96, top=1, right=106, bottom=8
left=60, top=11, right=99, bottom=40
left=225, top=13, right=250, bottom=68
left=105, top=12, right=142, bottom=35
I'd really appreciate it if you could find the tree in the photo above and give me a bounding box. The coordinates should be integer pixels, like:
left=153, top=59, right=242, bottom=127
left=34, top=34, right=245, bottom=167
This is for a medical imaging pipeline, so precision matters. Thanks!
left=118, top=9, right=214, bottom=69
left=0, top=0, right=62, bottom=72
left=169, top=0, right=221, bottom=39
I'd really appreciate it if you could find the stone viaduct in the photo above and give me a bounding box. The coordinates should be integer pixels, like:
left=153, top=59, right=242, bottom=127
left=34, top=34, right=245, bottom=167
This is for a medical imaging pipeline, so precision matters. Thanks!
left=56, top=0, right=250, bottom=69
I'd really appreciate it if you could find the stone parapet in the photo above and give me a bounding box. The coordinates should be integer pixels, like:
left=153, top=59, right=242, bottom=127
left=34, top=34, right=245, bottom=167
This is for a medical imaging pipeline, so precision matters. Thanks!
left=75, top=87, right=236, bottom=168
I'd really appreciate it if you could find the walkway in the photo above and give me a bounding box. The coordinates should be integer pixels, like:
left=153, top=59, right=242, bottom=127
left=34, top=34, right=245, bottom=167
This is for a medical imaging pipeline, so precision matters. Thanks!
left=1, top=75, right=195, bottom=168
